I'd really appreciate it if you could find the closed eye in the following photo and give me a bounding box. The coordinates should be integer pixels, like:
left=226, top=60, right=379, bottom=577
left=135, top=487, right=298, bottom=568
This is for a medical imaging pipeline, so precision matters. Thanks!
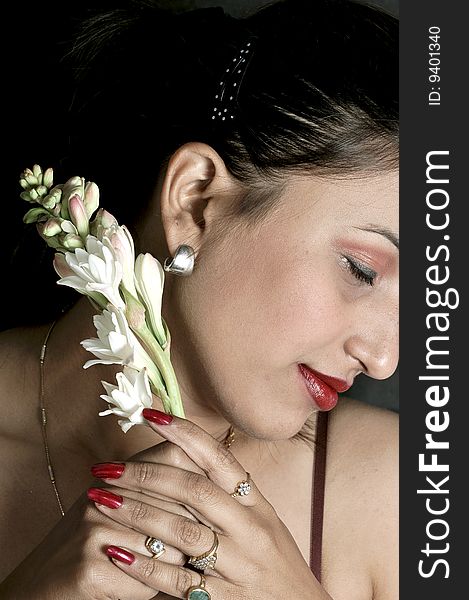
left=342, top=256, right=377, bottom=286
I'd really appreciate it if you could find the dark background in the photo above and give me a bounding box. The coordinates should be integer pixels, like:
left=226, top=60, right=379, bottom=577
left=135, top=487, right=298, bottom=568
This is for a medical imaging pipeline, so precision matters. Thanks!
left=4, top=0, right=399, bottom=412
left=195, top=0, right=397, bottom=16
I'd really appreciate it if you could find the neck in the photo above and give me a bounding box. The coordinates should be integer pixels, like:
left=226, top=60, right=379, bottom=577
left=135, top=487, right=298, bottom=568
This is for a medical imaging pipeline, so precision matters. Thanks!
left=45, top=298, right=237, bottom=460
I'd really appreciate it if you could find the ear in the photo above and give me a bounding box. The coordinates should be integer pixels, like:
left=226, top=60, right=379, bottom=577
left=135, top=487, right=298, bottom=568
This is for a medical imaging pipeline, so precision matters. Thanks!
left=159, top=142, right=238, bottom=257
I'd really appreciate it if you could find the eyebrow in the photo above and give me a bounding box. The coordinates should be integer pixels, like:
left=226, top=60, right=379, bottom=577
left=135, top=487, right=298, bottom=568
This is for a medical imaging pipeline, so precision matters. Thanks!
left=354, top=225, right=400, bottom=250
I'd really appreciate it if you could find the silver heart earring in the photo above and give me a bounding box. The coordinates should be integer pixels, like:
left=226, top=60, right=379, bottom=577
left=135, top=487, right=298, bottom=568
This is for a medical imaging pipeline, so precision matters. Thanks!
left=163, top=245, right=195, bottom=277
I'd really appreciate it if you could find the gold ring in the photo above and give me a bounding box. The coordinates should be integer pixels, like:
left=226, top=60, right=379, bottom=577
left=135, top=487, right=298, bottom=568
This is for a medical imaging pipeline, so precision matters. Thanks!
left=186, top=573, right=211, bottom=599
left=187, top=530, right=219, bottom=571
left=145, top=536, right=165, bottom=559
left=230, top=472, right=252, bottom=498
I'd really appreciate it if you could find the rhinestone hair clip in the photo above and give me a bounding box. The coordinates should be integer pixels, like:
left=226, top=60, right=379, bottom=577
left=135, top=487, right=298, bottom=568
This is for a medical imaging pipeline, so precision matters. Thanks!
left=211, top=38, right=256, bottom=123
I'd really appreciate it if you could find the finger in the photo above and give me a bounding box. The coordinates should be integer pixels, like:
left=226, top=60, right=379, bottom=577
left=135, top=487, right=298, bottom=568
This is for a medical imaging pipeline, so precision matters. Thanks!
left=91, top=472, right=200, bottom=520
left=105, top=545, right=226, bottom=600
left=130, top=440, right=206, bottom=477
left=93, top=461, right=247, bottom=530
left=126, top=532, right=187, bottom=567
left=126, top=443, right=210, bottom=523
left=124, top=528, right=184, bottom=566
left=126, top=487, right=216, bottom=532
left=88, top=488, right=187, bottom=566
left=91, top=490, right=237, bottom=577
left=92, top=463, right=221, bottom=528
left=142, top=410, right=261, bottom=508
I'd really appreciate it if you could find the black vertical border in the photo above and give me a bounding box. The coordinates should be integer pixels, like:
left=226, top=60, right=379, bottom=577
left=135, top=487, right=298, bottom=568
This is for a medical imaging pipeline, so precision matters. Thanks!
left=400, top=1, right=466, bottom=597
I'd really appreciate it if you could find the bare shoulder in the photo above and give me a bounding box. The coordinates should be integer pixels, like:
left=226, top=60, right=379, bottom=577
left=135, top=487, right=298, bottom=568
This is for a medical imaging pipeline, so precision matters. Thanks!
left=329, top=396, right=398, bottom=466
left=324, top=397, right=398, bottom=599
left=0, top=325, right=45, bottom=434
left=0, top=325, right=58, bottom=581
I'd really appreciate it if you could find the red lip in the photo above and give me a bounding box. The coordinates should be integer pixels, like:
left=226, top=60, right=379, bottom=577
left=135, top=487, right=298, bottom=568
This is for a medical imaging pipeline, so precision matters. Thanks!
left=298, top=364, right=351, bottom=411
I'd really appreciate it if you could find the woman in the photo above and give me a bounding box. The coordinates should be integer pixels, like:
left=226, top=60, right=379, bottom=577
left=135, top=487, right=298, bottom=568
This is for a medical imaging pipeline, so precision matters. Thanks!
left=0, top=0, right=398, bottom=598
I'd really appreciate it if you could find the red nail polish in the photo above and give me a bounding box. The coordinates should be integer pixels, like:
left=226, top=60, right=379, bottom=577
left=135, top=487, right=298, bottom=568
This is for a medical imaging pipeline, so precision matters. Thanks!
left=106, top=545, right=135, bottom=565
left=87, top=487, right=123, bottom=509
left=91, top=463, right=125, bottom=479
left=142, top=408, right=173, bottom=425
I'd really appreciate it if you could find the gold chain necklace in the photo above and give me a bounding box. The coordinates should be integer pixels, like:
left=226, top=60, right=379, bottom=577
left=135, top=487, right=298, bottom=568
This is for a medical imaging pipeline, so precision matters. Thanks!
left=39, top=319, right=65, bottom=516
left=39, top=320, right=235, bottom=517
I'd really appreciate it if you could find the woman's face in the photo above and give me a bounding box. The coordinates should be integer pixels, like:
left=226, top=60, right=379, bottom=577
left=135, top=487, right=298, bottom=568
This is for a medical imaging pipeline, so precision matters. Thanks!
left=165, top=172, right=399, bottom=440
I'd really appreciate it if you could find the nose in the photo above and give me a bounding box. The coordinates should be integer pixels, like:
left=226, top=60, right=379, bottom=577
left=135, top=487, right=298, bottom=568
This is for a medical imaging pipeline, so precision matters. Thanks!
left=344, top=314, right=399, bottom=380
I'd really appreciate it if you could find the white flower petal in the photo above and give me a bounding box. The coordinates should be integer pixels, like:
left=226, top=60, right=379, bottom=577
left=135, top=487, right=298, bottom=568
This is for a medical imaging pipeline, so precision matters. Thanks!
left=98, top=366, right=153, bottom=432
left=101, top=380, right=118, bottom=395
left=106, top=331, right=130, bottom=356
left=56, top=276, right=88, bottom=292
left=59, top=235, right=124, bottom=307
left=118, top=420, right=135, bottom=433
left=87, top=253, right=106, bottom=281
left=98, top=408, right=115, bottom=416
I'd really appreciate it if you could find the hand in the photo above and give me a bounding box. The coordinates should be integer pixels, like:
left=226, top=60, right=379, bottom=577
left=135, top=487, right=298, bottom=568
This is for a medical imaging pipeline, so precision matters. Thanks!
left=0, top=438, right=204, bottom=600
left=89, top=410, right=332, bottom=600
left=0, top=489, right=160, bottom=600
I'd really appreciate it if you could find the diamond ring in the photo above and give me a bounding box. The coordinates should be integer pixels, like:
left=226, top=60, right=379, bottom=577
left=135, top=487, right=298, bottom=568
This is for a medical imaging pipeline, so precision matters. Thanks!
left=145, top=536, right=165, bottom=559
left=187, top=530, right=219, bottom=571
left=230, top=472, right=252, bottom=498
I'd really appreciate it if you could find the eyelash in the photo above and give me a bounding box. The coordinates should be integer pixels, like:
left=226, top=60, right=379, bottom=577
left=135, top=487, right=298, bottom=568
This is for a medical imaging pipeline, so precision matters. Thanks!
left=342, top=256, right=377, bottom=287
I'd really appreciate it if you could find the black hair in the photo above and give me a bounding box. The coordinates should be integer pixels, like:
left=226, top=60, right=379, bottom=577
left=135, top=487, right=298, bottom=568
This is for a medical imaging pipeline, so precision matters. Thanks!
left=5, top=0, right=398, bottom=332
left=64, top=0, right=398, bottom=226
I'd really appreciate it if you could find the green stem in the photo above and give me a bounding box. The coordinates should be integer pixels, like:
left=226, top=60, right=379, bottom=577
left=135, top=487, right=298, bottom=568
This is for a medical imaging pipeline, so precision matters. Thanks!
left=133, top=321, right=185, bottom=418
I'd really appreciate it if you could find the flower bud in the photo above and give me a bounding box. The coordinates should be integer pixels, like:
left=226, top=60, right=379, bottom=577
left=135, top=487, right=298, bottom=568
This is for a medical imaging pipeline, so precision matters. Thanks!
left=20, top=191, right=34, bottom=203
left=43, top=167, right=54, bottom=189
left=83, top=181, right=99, bottom=218
left=37, top=224, right=62, bottom=250
left=60, top=198, right=70, bottom=220
left=107, top=225, right=136, bottom=296
left=60, top=220, right=78, bottom=235
left=134, top=253, right=166, bottom=347
left=41, top=186, right=62, bottom=210
left=42, top=218, right=62, bottom=237
left=123, top=289, right=147, bottom=332
left=90, top=208, right=118, bottom=239
left=53, top=252, right=75, bottom=278
left=23, top=207, right=50, bottom=224
left=41, top=193, right=59, bottom=210
left=36, top=185, right=48, bottom=198
left=62, top=176, right=82, bottom=196
left=62, top=233, right=85, bottom=249
left=62, top=176, right=86, bottom=220
left=69, top=194, right=90, bottom=238
left=21, top=168, right=38, bottom=187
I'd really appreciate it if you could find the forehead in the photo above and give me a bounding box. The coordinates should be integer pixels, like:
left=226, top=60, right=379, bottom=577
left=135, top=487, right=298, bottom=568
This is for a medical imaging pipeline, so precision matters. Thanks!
left=281, top=172, right=398, bottom=233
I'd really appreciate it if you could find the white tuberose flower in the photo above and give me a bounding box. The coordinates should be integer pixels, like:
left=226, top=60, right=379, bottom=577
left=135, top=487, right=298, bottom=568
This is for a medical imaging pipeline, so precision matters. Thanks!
left=55, top=235, right=124, bottom=309
left=82, top=305, right=149, bottom=369
left=99, top=366, right=153, bottom=433
left=81, top=305, right=166, bottom=394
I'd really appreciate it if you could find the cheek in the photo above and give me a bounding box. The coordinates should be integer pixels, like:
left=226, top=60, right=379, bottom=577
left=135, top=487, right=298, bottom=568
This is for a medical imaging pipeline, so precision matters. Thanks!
left=188, top=234, right=345, bottom=372
left=263, top=259, right=346, bottom=358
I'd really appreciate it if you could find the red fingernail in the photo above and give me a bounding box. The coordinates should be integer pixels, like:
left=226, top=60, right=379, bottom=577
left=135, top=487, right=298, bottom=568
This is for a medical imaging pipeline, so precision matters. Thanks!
left=87, top=487, right=123, bottom=509
left=91, top=463, right=125, bottom=479
left=142, top=408, right=173, bottom=425
left=106, top=545, right=135, bottom=565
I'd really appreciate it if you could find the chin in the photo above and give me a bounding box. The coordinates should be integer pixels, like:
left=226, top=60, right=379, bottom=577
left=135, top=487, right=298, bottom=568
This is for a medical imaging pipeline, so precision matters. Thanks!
left=230, top=409, right=311, bottom=442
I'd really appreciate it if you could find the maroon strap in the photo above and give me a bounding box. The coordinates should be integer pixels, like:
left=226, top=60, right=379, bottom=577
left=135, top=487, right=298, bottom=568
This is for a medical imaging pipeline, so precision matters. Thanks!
left=309, top=410, right=329, bottom=582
